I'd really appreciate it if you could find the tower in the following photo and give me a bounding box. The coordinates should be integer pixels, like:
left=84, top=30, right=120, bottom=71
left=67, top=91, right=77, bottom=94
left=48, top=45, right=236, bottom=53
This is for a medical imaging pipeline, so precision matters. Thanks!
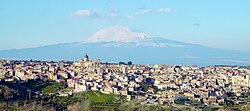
left=84, top=53, right=89, bottom=62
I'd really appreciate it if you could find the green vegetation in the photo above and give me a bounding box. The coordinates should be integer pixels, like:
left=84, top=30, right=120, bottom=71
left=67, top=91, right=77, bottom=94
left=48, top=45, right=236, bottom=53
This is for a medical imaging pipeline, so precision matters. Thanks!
left=83, top=90, right=125, bottom=103
left=237, top=103, right=250, bottom=111
left=41, top=82, right=64, bottom=94
left=202, top=107, right=220, bottom=111
left=1, top=81, right=250, bottom=111
left=174, top=97, right=191, bottom=105
left=20, top=81, right=50, bottom=91
left=0, top=91, right=250, bottom=111
left=20, top=80, right=65, bottom=94
left=141, top=83, right=149, bottom=92
left=49, top=92, right=87, bottom=107
left=119, top=100, right=165, bottom=111
left=0, top=100, right=55, bottom=111
left=0, top=84, right=18, bottom=101
left=167, top=107, right=193, bottom=111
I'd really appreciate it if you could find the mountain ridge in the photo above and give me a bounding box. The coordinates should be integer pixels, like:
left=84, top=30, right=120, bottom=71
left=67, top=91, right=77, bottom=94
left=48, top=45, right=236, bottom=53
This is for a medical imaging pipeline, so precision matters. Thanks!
left=1, top=26, right=250, bottom=66
left=1, top=36, right=250, bottom=66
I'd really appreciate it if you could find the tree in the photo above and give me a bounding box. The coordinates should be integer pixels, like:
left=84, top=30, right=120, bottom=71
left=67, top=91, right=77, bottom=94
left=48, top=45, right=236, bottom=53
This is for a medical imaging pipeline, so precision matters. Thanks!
left=127, top=61, right=132, bottom=65
left=119, top=62, right=126, bottom=65
left=119, top=100, right=165, bottom=111
left=141, top=83, right=149, bottom=92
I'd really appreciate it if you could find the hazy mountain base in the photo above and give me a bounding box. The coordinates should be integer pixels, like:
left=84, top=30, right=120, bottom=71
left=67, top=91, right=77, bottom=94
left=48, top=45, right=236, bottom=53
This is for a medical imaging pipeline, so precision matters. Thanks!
left=1, top=38, right=250, bottom=66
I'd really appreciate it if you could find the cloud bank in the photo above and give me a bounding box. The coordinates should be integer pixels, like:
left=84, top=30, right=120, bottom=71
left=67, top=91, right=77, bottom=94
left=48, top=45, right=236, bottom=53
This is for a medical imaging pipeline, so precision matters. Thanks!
left=71, top=9, right=119, bottom=19
left=71, top=7, right=171, bottom=20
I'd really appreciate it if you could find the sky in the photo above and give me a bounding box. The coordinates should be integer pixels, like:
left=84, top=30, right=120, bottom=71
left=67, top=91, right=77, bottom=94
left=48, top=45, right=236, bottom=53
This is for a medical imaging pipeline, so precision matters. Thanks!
left=0, top=0, right=250, bottom=52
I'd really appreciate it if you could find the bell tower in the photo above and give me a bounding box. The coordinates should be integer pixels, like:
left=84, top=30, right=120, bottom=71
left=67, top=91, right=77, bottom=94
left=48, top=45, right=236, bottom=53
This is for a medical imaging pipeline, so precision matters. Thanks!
left=84, top=53, right=89, bottom=62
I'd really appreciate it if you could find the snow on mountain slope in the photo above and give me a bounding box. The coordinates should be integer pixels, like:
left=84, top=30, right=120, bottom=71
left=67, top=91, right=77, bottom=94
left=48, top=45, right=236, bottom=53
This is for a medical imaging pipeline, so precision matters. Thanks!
left=84, top=25, right=147, bottom=43
left=82, top=26, right=187, bottom=48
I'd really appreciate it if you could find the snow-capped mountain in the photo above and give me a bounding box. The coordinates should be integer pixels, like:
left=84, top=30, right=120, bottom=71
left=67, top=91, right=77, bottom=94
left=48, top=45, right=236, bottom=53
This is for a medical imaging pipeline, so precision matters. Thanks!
left=1, top=26, right=250, bottom=66
left=84, top=25, right=147, bottom=43
left=83, top=26, right=187, bottom=48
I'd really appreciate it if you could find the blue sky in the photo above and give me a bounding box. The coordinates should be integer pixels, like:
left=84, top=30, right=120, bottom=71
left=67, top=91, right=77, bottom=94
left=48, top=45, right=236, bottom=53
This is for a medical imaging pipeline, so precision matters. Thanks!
left=0, top=0, right=249, bottom=52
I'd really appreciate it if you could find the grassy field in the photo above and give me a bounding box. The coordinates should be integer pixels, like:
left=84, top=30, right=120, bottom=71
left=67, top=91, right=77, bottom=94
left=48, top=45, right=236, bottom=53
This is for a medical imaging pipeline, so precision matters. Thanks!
left=82, top=90, right=125, bottom=103
left=41, top=82, right=64, bottom=94
left=20, top=80, right=65, bottom=94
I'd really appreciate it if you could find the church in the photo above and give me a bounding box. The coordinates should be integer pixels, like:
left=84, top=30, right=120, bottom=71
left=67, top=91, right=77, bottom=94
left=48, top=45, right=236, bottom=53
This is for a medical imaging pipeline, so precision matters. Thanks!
left=74, top=53, right=101, bottom=68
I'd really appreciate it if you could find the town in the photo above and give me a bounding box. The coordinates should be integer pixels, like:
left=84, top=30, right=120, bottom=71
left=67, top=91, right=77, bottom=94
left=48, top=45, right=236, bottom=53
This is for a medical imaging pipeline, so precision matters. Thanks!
left=0, top=54, right=250, bottom=110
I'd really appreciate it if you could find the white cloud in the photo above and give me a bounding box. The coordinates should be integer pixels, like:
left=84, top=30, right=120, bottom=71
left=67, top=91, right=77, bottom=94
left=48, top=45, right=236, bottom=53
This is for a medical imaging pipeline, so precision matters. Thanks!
left=71, top=9, right=118, bottom=19
left=136, top=8, right=171, bottom=15
left=72, top=9, right=92, bottom=17
left=127, top=15, right=135, bottom=20
left=156, top=8, right=171, bottom=12
left=72, top=7, right=171, bottom=20
left=138, top=10, right=151, bottom=14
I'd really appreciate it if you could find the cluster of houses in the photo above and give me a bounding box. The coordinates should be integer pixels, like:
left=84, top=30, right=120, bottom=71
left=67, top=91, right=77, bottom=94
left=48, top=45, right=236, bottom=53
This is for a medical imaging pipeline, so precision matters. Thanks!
left=0, top=54, right=249, bottom=106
